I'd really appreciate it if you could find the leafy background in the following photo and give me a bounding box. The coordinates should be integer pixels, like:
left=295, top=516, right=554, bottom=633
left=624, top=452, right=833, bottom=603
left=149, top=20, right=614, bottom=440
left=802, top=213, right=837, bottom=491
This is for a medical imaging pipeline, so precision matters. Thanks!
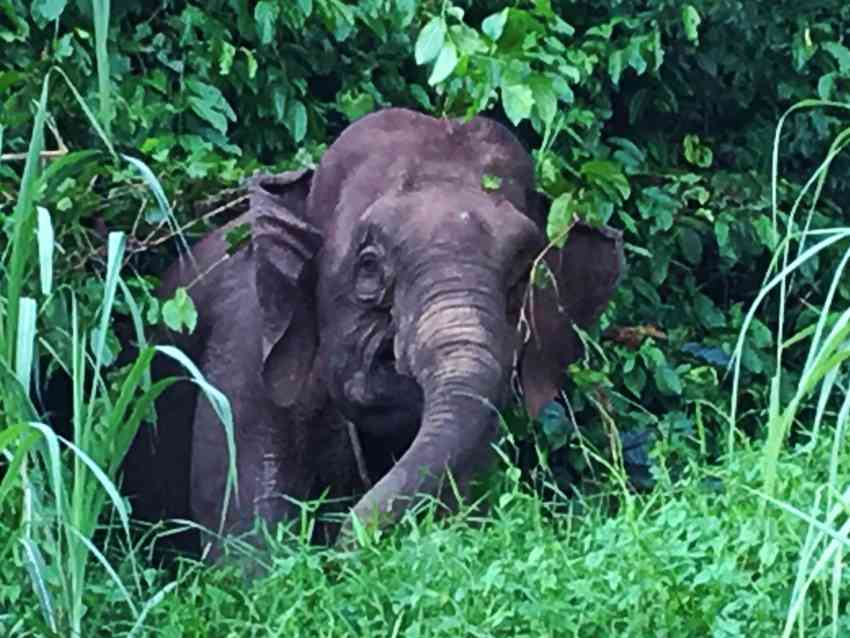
left=6, top=0, right=848, bottom=473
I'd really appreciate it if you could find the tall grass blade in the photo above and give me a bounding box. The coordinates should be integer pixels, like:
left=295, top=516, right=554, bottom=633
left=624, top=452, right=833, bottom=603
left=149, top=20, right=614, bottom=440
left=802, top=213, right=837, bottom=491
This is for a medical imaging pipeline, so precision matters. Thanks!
left=108, top=378, right=176, bottom=477
left=156, top=345, right=238, bottom=529
left=36, top=425, right=133, bottom=532
left=53, top=68, right=115, bottom=157
left=122, top=154, right=190, bottom=256
left=127, top=581, right=179, bottom=638
left=85, top=232, right=125, bottom=429
left=730, top=230, right=850, bottom=429
left=0, top=427, right=39, bottom=505
left=20, top=537, right=57, bottom=633
left=4, top=76, right=48, bottom=365
left=0, top=360, right=39, bottom=422
left=14, top=297, right=37, bottom=394
left=36, top=207, right=54, bottom=296
left=91, top=0, right=113, bottom=138
left=65, top=525, right=138, bottom=616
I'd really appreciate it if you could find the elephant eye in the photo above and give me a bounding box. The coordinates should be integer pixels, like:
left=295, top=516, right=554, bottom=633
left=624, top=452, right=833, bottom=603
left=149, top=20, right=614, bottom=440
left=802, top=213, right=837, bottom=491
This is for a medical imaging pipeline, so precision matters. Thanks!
left=358, top=252, right=380, bottom=277
left=355, top=247, right=387, bottom=305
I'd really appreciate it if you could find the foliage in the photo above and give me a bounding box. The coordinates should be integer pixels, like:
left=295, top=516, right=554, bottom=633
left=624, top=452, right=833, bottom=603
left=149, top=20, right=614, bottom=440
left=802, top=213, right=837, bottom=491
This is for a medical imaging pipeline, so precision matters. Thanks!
left=3, top=437, right=849, bottom=637
left=4, top=1, right=849, bottom=474
left=0, top=35, right=236, bottom=638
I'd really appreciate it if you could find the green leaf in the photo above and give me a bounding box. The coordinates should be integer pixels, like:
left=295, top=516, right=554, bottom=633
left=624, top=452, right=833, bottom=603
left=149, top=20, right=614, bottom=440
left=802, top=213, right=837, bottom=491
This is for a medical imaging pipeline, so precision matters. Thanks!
left=683, top=134, right=713, bottom=167
left=752, top=217, right=778, bottom=250
left=624, top=365, right=646, bottom=397
left=581, top=160, right=630, bottom=201
left=529, top=76, right=557, bottom=126
left=501, top=83, right=534, bottom=126
left=714, top=219, right=729, bottom=250
left=287, top=100, right=308, bottom=143
left=677, top=227, right=703, bottom=265
left=295, top=0, right=313, bottom=17
left=272, top=88, right=288, bottom=123
left=822, top=41, right=850, bottom=73
left=31, top=0, right=67, bottom=21
left=338, top=90, right=375, bottom=122
left=539, top=401, right=573, bottom=450
left=162, top=288, right=198, bottom=334
left=482, top=8, right=509, bottom=42
left=186, top=81, right=237, bottom=135
left=482, top=174, right=503, bottom=191
left=817, top=73, right=835, bottom=100
left=415, top=18, right=446, bottom=65
left=188, top=97, right=227, bottom=134
left=410, top=84, right=433, bottom=110
left=654, top=365, right=682, bottom=396
left=638, top=187, right=679, bottom=232
left=681, top=5, right=701, bottom=44
left=694, top=294, right=726, bottom=329
left=242, top=47, right=258, bottom=79
left=255, top=1, right=279, bottom=45
left=225, top=223, right=251, bottom=256
left=546, top=192, right=574, bottom=246
left=428, top=41, right=458, bottom=85
left=219, top=41, right=236, bottom=75
left=586, top=22, right=614, bottom=40
left=608, top=49, right=624, bottom=85
left=626, top=40, right=647, bottom=75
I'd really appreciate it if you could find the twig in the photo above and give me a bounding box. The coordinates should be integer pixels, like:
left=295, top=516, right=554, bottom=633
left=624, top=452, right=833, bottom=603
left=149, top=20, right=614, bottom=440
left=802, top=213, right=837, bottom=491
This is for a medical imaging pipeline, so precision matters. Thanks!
left=143, top=194, right=249, bottom=250
left=346, top=420, right=373, bottom=490
left=1, top=115, right=69, bottom=162
left=193, top=186, right=249, bottom=216
left=0, top=149, right=68, bottom=162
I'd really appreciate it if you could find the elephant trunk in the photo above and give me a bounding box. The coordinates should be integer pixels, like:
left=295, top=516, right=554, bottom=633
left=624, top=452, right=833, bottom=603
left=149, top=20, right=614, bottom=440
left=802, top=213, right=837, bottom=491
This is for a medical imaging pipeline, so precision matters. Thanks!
left=346, top=274, right=512, bottom=534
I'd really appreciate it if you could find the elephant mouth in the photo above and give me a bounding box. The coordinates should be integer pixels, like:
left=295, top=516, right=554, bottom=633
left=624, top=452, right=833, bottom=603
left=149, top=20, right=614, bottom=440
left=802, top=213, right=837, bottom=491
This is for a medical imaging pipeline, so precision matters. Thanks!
left=342, top=332, right=423, bottom=435
left=362, top=334, right=411, bottom=400
left=373, top=336, right=397, bottom=371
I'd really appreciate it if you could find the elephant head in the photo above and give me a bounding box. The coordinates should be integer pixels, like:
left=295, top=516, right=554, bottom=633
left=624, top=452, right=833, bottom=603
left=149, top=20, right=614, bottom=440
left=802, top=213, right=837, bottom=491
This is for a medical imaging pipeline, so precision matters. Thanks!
left=242, top=108, right=622, bottom=539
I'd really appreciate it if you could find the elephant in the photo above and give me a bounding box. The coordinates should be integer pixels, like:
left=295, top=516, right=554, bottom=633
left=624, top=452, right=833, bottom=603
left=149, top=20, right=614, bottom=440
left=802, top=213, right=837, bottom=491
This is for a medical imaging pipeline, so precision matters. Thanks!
left=122, top=108, right=623, bottom=557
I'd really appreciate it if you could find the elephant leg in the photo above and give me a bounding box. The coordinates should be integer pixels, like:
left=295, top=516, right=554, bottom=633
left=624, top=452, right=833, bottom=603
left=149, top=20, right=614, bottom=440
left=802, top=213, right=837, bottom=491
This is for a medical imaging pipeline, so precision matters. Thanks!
left=189, top=331, right=320, bottom=557
left=122, top=347, right=200, bottom=557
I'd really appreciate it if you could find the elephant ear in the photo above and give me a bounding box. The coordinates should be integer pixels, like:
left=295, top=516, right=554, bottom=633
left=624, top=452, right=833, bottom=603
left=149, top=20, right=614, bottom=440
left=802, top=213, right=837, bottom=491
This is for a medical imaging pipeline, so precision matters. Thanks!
left=250, top=170, right=323, bottom=407
left=519, top=221, right=624, bottom=419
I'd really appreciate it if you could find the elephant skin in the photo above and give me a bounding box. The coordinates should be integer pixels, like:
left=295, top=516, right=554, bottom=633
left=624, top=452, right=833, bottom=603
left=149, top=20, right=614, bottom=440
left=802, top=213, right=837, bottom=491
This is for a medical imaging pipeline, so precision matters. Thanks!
left=123, top=108, right=623, bottom=557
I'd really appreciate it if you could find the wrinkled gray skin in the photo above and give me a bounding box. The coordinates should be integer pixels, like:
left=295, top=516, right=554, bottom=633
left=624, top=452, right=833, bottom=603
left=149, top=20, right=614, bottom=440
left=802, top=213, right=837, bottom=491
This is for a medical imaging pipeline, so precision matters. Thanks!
left=123, top=108, right=623, bottom=557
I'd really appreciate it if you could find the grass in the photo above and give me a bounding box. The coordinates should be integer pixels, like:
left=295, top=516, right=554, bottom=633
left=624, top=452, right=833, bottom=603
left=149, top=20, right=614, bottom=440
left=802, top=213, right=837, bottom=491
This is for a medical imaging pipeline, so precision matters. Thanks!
left=149, top=442, right=849, bottom=637
left=3, top=438, right=847, bottom=637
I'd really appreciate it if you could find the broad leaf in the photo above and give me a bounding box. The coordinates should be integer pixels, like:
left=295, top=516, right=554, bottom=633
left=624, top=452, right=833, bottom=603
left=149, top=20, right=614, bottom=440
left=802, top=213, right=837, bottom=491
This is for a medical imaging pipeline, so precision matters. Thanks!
left=681, top=5, right=701, bottom=44
left=501, top=83, right=534, bottom=126
left=428, top=41, right=458, bottom=85
left=415, top=18, right=446, bottom=65
left=255, top=1, right=279, bottom=45
left=162, top=288, right=198, bottom=334
left=482, top=9, right=509, bottom=42
left=31, top=0, right=67, bottom=22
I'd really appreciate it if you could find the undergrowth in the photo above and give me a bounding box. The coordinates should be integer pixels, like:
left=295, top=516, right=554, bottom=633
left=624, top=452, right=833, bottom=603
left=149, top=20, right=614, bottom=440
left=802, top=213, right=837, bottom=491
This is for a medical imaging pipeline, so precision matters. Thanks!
left=4, top=437, right=847, bottom=637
